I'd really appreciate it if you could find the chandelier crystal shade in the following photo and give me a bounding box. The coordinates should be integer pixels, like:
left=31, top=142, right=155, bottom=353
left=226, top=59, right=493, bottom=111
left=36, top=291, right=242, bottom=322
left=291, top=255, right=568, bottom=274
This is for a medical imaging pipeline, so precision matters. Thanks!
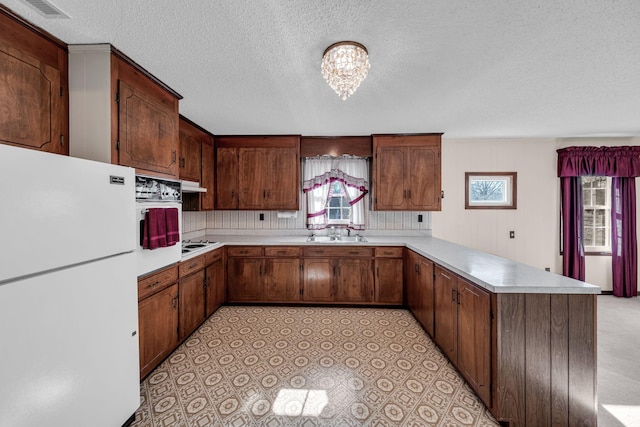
left=321, top=41, right=370, bottom=100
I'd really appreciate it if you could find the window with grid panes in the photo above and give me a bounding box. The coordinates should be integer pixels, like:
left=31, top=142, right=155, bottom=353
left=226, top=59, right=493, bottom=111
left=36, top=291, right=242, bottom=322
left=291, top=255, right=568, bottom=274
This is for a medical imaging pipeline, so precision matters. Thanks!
left=582, top=176, right=611, bottom=253
left=327, top=181, right=351, bottom=225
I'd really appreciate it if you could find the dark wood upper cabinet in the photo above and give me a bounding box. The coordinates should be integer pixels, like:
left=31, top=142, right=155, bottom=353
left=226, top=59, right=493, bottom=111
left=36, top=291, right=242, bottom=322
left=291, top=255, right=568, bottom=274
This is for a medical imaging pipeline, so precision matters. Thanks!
left=373, top=134, right=442, bottom=211
left=300, top=136, right=372, bottom=157
left=69, top=44, right=181, bottom=178
left=180, top=116, right=215, bottom=211
left=179, top=119, right=203, bottom=182
left=117, top=79, right=178, bottom=177
left=0, top=7, right=68, bottom=155
left=216, top=147, right=239, bottom=209
left=216, top=136, right=300, bottom=210
left=200, top=138, right=215, bottom=210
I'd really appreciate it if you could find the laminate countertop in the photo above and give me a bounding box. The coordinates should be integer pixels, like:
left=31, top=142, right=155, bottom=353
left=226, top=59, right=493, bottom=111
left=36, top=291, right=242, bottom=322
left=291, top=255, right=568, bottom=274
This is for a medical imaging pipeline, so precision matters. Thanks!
left=189, top=234, right=601, bottom=295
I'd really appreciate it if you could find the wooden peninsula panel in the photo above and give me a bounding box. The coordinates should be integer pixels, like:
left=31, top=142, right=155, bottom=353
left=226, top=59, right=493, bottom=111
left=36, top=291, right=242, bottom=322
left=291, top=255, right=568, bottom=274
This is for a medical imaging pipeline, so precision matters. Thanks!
left=492, top=293, right=597, bottom=427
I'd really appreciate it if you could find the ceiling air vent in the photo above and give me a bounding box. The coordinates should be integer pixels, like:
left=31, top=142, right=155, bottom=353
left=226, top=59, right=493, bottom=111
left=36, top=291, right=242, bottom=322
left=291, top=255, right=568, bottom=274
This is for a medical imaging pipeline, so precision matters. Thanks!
left=20, top=0, right=70, bottom=19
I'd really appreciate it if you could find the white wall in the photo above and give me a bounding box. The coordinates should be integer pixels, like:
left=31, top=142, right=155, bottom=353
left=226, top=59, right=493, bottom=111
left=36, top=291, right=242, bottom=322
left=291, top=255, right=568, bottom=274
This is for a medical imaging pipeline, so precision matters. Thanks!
left=432, top=137, right=640, bottom=292
left=432, top=138, right=560, bottom=271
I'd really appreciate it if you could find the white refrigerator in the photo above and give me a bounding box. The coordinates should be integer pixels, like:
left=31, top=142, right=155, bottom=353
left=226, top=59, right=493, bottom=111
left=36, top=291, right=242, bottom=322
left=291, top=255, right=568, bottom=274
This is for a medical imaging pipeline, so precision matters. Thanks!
left=0, top=145, right=140, bottom=427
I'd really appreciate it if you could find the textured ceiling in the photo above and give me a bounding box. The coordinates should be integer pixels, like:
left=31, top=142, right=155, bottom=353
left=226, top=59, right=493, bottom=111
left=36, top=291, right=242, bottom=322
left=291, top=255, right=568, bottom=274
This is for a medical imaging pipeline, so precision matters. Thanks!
left=4, top=0, right=640, bottom=138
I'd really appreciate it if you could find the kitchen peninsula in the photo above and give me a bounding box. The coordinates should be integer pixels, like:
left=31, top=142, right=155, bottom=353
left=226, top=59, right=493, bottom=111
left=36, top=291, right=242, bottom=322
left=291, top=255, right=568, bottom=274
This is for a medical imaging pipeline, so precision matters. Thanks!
left=178, top=233, right=599, bottom=427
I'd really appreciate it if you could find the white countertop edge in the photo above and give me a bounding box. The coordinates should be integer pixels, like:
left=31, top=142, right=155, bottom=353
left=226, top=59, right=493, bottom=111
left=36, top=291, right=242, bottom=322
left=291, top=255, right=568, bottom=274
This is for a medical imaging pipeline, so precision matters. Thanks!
left=179, top=234, right=601, bottom=295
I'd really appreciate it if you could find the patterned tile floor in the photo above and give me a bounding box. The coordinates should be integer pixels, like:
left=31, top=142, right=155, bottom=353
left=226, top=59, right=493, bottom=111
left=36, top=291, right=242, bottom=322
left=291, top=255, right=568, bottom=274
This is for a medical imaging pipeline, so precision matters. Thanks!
left=132, top=306, right=499, bottom=427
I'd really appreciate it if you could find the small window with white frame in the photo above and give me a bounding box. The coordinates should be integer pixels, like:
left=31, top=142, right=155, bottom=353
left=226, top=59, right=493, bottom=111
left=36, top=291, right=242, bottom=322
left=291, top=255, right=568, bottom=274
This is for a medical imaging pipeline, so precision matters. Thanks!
left=582, top=176, right=611, bottom=253
left=326, top=181, right=351, bottom=225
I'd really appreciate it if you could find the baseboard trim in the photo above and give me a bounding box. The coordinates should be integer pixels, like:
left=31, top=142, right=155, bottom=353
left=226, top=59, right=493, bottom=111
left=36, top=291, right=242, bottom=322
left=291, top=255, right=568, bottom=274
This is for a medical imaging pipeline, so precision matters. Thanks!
left=122, top=413, right=135, bottom=427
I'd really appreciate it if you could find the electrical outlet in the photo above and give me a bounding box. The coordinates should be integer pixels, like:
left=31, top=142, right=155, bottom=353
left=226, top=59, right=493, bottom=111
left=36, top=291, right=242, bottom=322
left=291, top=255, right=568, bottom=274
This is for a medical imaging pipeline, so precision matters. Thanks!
left=259, top=213, right=264, bottom=221
left=418, top=214, right=423, bottom=223
left=509, top=231, right=515, bottom=239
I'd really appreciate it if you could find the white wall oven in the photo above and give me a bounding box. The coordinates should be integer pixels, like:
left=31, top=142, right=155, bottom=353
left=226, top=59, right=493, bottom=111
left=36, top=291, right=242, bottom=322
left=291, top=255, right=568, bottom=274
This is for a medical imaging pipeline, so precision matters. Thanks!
left=135, top=175, right=182, bottom=276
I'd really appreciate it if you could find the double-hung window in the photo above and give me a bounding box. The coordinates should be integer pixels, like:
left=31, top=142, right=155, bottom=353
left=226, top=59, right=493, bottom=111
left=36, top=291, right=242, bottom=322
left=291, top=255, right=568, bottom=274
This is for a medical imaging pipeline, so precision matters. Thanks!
left=327, top=181, right=351, bottom=225
left=582, top=176, right=611, bottom=253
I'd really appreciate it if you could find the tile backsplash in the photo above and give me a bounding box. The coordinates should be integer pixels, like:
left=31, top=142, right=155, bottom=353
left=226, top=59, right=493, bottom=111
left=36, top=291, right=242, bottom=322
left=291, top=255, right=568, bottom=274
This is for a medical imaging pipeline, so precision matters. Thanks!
left=183, top=209, right=431, bottom=234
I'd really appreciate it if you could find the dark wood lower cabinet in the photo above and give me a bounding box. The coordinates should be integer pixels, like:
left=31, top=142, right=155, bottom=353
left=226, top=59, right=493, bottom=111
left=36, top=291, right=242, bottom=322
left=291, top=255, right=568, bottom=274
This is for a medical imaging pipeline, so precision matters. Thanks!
left=406, top=249, right=597, bottom=427
left=227, top=248, right=301, bottom=302
left=302, top=259, right=334, bottom=302
left=225, top=246, right=401, bottom=305
left=227, top=257, right=262, bottom=301
left=205, top=250, right=225, bottom=316
left=138, top=250, right=225, bottom=379
left=263, top=258, right=301, bottom=301
left=434, top=265, right=458, bottom=361
left=374, top=258, right=403, bottom=304
left=457, top=278, right=491, bottom=406
left=335, top=258, right=372, bottom=302
left=178, top=270, right=205, bottom=340
left=406, top=250, right=435, bottom=335
left=138, top=282, right=179, bottom=379
left=301, top=257, right=372, bottom=303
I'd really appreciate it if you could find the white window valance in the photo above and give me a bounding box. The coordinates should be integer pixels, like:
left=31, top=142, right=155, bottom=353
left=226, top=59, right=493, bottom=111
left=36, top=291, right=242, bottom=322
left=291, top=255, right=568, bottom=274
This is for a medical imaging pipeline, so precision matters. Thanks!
left=302, top=156, right=369, bottom=230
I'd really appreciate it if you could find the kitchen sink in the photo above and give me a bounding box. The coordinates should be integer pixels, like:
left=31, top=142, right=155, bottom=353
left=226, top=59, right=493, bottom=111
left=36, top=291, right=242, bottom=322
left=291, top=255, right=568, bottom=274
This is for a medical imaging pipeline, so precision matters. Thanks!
left=306, top=235, right=367, bottom=243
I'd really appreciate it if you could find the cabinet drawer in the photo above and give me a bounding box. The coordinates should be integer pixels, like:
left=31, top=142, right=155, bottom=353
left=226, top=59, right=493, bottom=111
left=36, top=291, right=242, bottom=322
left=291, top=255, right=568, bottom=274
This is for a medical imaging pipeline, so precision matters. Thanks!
left=303, top=246, right=373, bottom=257
left=264, top=246, right=301, bottom=257
left=205, top=248, right=223, bottom=265
left=138, top=265, right=178, bottom=301
left=228, top=246, right=263, bottom=257
left=179, top=255, right=205, bottom=277
left=375, top=247, right=403, bottom=258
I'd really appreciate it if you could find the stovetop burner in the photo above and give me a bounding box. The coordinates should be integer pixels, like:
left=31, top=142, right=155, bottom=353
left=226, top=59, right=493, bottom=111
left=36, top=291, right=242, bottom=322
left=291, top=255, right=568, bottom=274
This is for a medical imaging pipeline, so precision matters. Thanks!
left=181, top=239, right=217, bottom=256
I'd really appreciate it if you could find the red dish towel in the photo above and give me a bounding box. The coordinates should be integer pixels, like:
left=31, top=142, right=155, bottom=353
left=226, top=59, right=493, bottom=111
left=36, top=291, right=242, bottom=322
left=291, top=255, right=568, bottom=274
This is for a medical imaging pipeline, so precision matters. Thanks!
left=142, top=208, right=167, bottom=249
left=165, top=207, right=180, bottom=247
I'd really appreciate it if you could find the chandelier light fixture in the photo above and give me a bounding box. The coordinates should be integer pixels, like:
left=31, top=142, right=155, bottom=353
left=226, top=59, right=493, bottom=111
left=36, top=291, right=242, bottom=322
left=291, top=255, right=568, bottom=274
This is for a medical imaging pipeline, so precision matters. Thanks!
left=321, top=41, right=370, bottom=100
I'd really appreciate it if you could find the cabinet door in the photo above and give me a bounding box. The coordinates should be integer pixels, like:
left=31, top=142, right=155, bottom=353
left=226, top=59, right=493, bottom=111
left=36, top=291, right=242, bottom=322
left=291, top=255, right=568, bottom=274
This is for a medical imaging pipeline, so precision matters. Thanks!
left=178, top=124, right=202, bottom=182
left=406, top=145, right=441, bottom=210
left=335, top=259, right=372, bottom=303
left=0, top=42, right=64, bottom=154
left=417, top=256, right=435, bottom=336
left=434, top=266, right=458, bottom=362
left=238, top=148, right=268, bottom=209
left=405, top=251, right=420, bottom=314
left=375, top=146, right=407, bottom=210
left=216, top=147, right=238, bottom=209
left=374, top=258, right=403, bottom=304
left=179, top=270, right=206, bottom=340
left=227, top=258, right=262, bottom=301
left=117, top=80, right=178, bottom=177
left=264, top=258, right=301, bottom=302
left=138, top=283, right=179, bottom=378
left=200, top=137, right=215, bottom=210
left=267, top=148, right=299, bottom=210
left=457, top=278, right=491, bottom=406
left=302, top=259, right=334, bottom=302
left=205, top=255, right=225, bottom=317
